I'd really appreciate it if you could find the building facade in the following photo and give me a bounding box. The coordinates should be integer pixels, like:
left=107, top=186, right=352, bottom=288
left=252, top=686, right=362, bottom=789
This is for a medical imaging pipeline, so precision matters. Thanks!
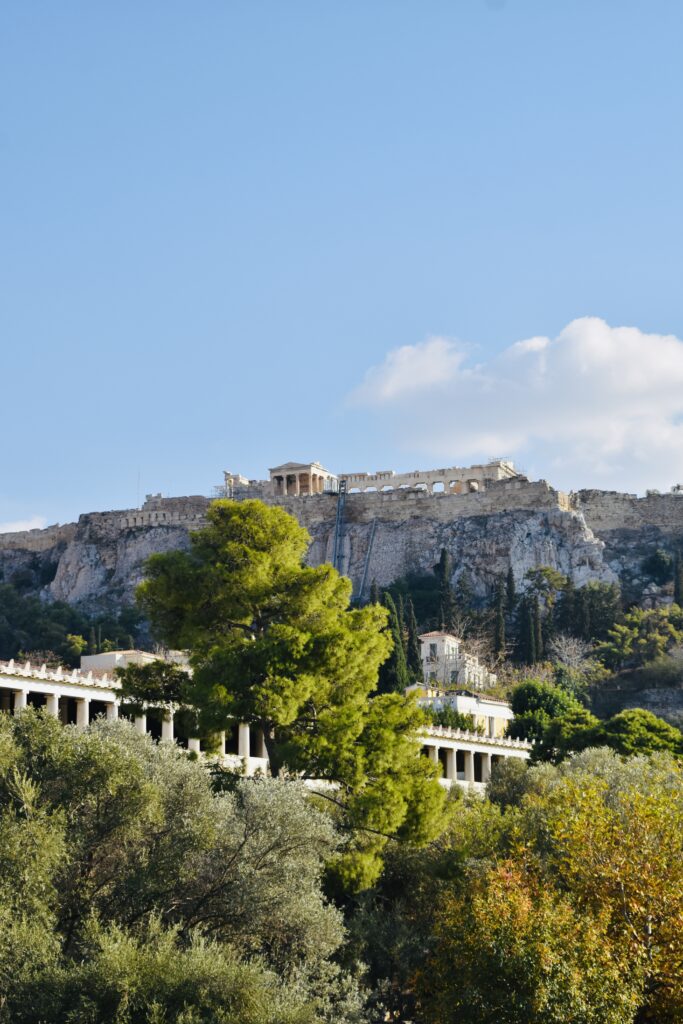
left=418, top=631, right=498, bottom=690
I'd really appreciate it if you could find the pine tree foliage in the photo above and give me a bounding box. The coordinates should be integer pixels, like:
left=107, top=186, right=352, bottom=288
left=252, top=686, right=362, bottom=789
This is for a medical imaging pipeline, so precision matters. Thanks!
left=128, top=499, right=445, bottom=886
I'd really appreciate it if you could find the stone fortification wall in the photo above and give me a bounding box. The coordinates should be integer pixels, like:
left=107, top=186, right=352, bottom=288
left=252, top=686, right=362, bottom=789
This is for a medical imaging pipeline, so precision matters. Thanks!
left=571, top=490, right=683, bottom=596
left=272, top=478, right=571, bottom=531
left=573, top=490, right=683, bottom=536
left=0, top=522, right=76, bottom=553
left=120, top=495, right=210, bottom=530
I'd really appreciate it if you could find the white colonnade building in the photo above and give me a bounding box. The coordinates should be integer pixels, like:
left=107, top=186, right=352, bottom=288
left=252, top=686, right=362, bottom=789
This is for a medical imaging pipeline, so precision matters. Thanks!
left=0, top=651, right=530, bottom=791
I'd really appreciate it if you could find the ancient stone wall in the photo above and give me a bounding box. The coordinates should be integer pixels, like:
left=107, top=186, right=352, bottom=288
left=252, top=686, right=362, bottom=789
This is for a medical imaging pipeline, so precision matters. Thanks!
left=273, top=478, right=571, bottom=532
left=0, top=522, right=76, bottom=552
left=572, top=489, right=683, bottom=536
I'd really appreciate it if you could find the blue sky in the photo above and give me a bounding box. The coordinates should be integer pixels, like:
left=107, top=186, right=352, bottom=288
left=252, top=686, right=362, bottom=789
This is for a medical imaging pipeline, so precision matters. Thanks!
left=2, top=1, right=682, bottom=529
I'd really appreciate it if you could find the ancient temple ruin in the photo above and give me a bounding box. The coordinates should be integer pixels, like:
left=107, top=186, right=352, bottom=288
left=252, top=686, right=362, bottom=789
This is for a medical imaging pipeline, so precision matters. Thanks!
left=222, top=458, right=520, bottom=499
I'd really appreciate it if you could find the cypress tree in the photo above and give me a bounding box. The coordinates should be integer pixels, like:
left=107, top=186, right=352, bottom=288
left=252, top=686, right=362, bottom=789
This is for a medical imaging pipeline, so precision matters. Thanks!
left=533, top=595, right=543, bottom=661
left=493, top=581, right=506, bottom=658
left=555, top=576, right=576, bottom=634
left=396, top=594, right=407, bottom=654
left=406, top=597, right=422, bottom=680
left=576, top=588, right=591, bottom=641
left=521, top=597, right=536, bottom=665
left=436, top=548, right=457, bottom=630
left=436, top=547, right=453, bottom=587
left=378, top=593, right=410, bottom=694
left=506, top=565, right=516, bottom=609
left=369, top=579, right=381, bottom=606
left=674, top=551, right=683, bottom=607
left=455, top=570, right=473, bottom=614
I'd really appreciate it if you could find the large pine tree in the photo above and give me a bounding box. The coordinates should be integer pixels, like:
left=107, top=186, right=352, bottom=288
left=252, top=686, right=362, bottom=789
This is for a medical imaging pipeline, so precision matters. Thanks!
left=128, top=499, right=445, bottom=887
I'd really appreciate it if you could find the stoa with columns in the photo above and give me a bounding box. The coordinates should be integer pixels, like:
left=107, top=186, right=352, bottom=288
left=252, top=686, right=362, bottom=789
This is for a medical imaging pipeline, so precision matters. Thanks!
left=0, top=654, right=530, bottom=788
left=421, top=724, right=530, bottom=790
left=0, top=656, right=271, bottom=776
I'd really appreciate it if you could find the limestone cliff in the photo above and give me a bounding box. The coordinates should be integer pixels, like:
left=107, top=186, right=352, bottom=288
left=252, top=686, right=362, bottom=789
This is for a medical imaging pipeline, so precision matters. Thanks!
left=0, top=481, right=624, bottom=613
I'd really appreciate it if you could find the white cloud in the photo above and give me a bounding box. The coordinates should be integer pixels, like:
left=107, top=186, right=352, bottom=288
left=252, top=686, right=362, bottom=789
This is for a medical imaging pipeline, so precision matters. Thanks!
left=0, top=516, right=48, bottom=534
left=350, top=336, right=469, bottom=403
left=349, top=317, right=683, bottom=494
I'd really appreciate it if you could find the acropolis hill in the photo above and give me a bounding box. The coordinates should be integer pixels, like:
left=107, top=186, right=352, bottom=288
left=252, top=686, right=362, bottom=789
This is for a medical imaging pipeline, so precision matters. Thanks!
left=2, top=458, right=683, bottom=614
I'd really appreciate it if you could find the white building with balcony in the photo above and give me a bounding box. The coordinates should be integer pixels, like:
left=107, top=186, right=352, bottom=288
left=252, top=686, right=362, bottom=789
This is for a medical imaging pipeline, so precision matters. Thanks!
left=419, top=631, right=497, bottom=690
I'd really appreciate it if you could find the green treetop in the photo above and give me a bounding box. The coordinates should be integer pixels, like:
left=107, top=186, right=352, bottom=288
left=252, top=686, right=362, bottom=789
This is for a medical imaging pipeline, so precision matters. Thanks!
left=127, top=499, right=445, bottom=887
left=596, top=605, right=683, bottom=670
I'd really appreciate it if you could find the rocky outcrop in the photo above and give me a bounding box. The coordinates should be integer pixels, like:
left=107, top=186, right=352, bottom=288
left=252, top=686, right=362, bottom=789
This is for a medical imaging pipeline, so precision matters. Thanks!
left=0, top=482, right=619, bottom=613
left=307, top=505, right=614, bottom=603
left=570, top=491, right=683, bottom=603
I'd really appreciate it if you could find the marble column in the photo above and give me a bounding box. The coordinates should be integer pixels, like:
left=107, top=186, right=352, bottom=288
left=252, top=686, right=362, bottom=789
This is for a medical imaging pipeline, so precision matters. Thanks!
left=106, top=702, right=119, bottom=721
left=188, top=737, right=201, bottom=754
left=76, top=697, right=90, bottom=729
left=238, top=723, right=250, bottom=759
left=481, top=752, right=492, bottom=783
left=134, top=713, right=147, bottom=735
left=464, top=750, right=475, bottom=783
left=45, top=692, right=60, bottom=717
left=13, top=690, right=28, bottom=712
left=444, top=747, right=456, bottom=781
left=161, top=711, right=174, bottom=743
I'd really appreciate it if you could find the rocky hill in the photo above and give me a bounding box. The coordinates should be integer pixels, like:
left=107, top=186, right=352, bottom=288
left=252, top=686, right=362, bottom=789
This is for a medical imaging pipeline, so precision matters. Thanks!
left=2, top=479, right=682, bottom=616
